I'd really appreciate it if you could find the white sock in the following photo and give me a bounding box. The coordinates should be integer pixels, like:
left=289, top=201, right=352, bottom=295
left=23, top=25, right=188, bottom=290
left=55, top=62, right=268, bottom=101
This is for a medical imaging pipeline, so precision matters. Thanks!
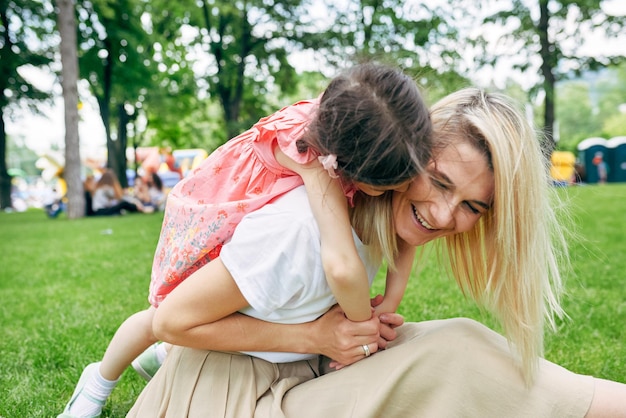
left=155, top=343, right=168, bottom=364
left=68, top=365, right=118, bottom=417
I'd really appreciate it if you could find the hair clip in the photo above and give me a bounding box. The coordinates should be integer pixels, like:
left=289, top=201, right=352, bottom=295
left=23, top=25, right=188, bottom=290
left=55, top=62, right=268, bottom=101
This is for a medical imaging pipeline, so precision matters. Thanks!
left=318, top=154, right=339, bottom=178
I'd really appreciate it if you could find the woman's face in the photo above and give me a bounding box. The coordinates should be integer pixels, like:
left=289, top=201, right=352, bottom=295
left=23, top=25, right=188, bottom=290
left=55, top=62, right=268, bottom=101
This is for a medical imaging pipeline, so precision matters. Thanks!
left=392, top=140, right=494, bottom=247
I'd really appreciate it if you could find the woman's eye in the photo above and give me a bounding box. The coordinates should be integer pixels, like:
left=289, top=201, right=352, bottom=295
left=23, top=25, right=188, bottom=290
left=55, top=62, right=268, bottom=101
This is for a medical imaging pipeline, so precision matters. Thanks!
left=463, top=201, right=480, bottom=215
left=432, top=178, right=449, bottom=190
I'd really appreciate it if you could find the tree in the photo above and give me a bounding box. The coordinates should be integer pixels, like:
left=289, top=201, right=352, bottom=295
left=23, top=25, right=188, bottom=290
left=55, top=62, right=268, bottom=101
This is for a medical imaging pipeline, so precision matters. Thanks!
left=596, top=63, right=626, bottom=137
left=112, top=0, right=468, bottom=153
left=476, top=0, right=626, bottom=153
left=187, top=0, right=307, bottom=139
left=130, top=7, right=202, bottom=151
left=301, top=0, right=469, bottom=100
left=142, top=0, right=335, bottom=143
left=0, top=0, right=55, bottom=209
left=555, top=80, right=600, bottom=151
left=75, top=0, right=158, bottom=187
left=56, top=0, right=85, bottom=219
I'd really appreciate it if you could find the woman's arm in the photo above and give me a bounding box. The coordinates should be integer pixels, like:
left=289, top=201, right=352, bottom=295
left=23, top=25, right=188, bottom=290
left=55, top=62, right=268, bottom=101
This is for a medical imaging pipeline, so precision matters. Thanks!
left=153, top=257, right=391, bottom=366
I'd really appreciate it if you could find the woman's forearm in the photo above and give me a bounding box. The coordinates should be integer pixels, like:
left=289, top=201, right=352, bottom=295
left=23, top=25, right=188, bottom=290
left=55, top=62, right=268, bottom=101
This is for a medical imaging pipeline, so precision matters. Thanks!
left=164, top=312, right=317, bottom=354
left=159, top=305, right=385, bottom=367
left=153, top=254, right=398, bottom=366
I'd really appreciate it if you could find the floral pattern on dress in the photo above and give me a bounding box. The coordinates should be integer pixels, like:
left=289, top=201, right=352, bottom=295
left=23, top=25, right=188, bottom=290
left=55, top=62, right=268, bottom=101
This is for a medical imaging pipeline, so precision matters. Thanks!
left=148, top=99, right=323, bottom=307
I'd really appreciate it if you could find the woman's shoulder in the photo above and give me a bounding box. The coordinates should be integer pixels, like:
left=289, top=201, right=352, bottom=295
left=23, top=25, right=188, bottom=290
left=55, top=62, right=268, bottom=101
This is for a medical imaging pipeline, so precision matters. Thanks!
left=230, top=187, right=317, bottom=245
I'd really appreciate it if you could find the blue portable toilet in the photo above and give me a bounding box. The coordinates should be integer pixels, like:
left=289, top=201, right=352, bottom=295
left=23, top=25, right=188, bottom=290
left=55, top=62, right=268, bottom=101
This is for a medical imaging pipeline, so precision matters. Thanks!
left=607, top=136, right=626, bottom=183
left=577, top=137, right=608, bottom=183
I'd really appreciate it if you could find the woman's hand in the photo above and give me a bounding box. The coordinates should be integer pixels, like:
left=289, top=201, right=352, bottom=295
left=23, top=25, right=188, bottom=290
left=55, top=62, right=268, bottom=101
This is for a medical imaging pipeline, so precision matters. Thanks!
left=310, top=305, right=380, bottom=369
left=317, top=297, right=405, bottom=370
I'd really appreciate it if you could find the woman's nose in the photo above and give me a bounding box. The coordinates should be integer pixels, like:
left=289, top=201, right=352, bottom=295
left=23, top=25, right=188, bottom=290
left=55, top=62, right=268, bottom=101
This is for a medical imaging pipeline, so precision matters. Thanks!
left=430, top=199, right=454, bottom=228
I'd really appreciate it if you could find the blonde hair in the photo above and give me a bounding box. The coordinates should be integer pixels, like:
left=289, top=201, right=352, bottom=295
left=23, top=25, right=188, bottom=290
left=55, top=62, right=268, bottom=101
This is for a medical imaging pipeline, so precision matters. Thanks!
left=350, top=191, right=396, bottom=269
left=430, top=88, right=567, bottom=383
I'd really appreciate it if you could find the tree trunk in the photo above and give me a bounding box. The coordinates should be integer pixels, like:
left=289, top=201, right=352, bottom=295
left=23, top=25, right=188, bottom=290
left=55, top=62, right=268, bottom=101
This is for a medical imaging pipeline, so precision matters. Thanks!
left=114, top=103, right=130, bottom=188
left=0, top=5, right=13, bottom=210
left=0, top=108, right=11, bottom=209
left=57, top=0, right=85, bottom=219
left=94, top=41, right=128, bottom=187
left=538, top=0, right=556, bottom=158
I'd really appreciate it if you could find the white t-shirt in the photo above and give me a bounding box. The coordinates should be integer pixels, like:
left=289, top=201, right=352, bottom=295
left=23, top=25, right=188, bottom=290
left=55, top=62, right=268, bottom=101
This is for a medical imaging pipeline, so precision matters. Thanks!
left=220, top=186, right=380, bottom=363
left=91, top=185, right=118, bottom=211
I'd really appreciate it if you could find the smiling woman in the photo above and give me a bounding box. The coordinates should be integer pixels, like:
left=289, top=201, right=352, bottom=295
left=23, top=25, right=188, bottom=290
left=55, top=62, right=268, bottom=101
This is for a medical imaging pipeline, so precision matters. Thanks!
left=392, top=139, right=494, bottom=246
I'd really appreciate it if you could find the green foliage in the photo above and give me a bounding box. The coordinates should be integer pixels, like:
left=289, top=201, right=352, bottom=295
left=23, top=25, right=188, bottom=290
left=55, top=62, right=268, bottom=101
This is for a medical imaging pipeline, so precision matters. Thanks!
left=474, top=0, right=626, bottom=142
left=1, top=184, right=625, bottom=416
left=0, top=0, right=58, bottom=208
left=0, top=0, right=55, bottom=111
left=480, top=0, right=625, bottom=81
left=180, top=0, right=307, bottom=138
left=596, top=63, right=626, bottom=138
left=7, top=137, right=40, bottom=176
left=77, top=0, right=161, bottom=106
left=556, top=80, right=603, bottom=151
left=603, top=112, right=626, bottom=138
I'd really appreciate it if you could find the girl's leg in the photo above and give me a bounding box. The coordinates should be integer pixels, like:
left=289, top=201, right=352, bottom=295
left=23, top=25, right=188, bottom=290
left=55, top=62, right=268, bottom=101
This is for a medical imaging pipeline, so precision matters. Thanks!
left=59, top=307, right=158, bottom=417
left=100, top=307, right=158, bottom=380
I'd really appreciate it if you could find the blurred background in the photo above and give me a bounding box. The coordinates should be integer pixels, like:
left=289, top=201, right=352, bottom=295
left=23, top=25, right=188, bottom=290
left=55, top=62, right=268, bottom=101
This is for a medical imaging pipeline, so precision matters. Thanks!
left=2, top=0, right=626, bottom=215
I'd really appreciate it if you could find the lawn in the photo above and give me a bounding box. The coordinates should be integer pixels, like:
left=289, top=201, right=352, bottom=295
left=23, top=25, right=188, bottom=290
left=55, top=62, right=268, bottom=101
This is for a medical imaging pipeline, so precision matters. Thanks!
left=0, top=184, right=625, bottom=417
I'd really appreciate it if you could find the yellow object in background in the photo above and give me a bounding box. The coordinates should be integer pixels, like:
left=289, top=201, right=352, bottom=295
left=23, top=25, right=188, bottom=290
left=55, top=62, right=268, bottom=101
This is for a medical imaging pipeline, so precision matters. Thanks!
left=550, top=151, right=576, bottom=183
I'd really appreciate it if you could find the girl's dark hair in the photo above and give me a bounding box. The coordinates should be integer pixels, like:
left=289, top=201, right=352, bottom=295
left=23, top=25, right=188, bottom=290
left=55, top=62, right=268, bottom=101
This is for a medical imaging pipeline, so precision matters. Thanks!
left=299, top=62, right=432, bottom=186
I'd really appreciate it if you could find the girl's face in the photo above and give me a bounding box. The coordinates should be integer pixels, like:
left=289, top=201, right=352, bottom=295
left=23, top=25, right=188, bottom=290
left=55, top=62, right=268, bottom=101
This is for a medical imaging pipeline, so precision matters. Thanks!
left=392, top=141, right=494, bottom=247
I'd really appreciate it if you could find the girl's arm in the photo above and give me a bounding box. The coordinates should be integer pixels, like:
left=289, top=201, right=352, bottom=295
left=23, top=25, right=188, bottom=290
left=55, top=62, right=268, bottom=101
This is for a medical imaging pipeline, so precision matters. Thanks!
left=374, top=237, right=416, bottom=315
left=275, top=148, right=371, bottom=322
left=153, top=257, right=385, bottom=366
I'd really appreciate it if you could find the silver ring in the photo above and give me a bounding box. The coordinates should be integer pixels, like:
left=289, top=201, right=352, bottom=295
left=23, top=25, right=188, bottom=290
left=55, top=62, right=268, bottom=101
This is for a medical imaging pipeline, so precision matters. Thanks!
left=362, top=344, right=371, bottom=357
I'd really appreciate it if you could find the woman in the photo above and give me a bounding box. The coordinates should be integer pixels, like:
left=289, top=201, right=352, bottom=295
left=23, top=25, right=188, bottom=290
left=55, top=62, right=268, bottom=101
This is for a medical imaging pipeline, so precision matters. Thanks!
left=90, top=169, right=153, bottom=216
left=128, top=88, right=626, bottom=417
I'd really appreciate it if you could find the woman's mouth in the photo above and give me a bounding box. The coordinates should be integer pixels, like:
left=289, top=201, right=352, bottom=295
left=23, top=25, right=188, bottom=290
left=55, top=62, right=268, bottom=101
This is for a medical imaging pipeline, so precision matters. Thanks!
left=412, top=204, right=435, bottom=230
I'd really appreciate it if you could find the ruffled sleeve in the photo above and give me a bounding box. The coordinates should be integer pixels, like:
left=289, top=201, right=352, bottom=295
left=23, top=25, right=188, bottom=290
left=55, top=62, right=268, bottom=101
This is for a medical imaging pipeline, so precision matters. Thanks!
left=254, top=98, right=320, bottom=167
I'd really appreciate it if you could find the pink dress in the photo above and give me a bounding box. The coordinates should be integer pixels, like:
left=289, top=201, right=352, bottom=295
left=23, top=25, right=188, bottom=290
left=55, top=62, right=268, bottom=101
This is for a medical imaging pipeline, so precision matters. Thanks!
left=149, top=99, right=321, bottom=307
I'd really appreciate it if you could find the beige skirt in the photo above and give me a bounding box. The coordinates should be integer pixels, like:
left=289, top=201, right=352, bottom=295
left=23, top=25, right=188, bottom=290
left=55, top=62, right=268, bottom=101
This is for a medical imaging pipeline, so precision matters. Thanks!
left=127, top=318, right=594, bottom=418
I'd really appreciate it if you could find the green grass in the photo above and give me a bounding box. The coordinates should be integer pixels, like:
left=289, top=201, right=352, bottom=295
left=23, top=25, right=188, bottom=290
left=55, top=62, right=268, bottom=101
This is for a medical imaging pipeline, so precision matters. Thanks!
left=1, top=184, right=625, bottom=417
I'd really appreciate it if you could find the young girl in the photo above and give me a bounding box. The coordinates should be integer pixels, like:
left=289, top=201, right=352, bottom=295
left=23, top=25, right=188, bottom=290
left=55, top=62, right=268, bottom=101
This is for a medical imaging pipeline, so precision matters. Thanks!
left=58, top=62, right=432, bottom=418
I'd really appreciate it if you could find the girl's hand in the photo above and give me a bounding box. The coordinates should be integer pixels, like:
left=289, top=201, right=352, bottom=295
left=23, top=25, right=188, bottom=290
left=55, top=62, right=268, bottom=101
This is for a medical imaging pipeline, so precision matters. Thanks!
left=311, top=305, right=380, bottom=369
left=371, top=294, right=404, bottom=350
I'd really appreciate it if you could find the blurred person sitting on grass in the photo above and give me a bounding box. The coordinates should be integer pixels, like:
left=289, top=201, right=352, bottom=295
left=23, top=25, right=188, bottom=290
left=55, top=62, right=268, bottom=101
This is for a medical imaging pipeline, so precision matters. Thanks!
left=90, top=169, right=154, bottom=216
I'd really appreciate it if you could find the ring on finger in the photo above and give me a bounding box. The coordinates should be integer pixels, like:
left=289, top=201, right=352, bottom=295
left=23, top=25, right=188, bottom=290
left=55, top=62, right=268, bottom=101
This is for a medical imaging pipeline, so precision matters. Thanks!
left=362, top=344, right=371, bottom=357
